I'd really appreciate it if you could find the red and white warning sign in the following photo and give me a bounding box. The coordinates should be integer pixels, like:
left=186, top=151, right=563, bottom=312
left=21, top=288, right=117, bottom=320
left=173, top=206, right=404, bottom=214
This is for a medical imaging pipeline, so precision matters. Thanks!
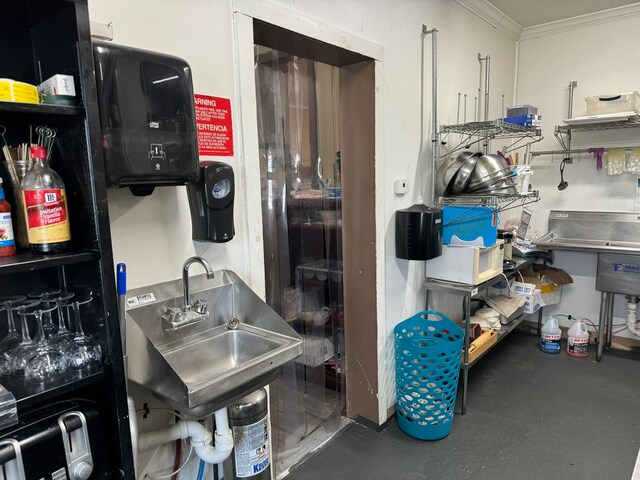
left=194, top=94, right=233, bottom=156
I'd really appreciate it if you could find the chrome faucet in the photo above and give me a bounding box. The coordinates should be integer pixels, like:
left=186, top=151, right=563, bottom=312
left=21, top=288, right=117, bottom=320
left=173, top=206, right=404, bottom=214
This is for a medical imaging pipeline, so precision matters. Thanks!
left=183, top=256, right=215, bottom=309
left=162, top=256, right=215, bottom=330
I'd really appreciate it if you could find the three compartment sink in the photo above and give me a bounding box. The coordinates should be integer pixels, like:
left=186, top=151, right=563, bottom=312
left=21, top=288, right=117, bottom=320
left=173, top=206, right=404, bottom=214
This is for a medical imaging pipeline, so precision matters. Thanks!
left=534, top=211, right=640, bottom=254
left=126, top=270, right=302, bottom=417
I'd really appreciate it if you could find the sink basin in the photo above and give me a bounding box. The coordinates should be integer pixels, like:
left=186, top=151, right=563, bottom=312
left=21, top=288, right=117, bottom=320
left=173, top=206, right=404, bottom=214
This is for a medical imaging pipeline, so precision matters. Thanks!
left=534, top=210, right=640, bottom=254
left=126, top=269, right=302, bottom=417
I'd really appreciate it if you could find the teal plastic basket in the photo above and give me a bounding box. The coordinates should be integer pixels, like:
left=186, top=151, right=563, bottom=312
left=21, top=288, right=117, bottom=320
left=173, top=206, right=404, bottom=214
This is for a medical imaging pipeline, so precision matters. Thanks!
left=394, top=310, right=464, bottom=440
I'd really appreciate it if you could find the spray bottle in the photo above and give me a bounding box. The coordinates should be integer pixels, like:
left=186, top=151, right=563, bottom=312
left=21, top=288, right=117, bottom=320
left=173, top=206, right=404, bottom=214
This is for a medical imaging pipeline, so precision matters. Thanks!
left=567, top=318, right=589, bottom=358
left=540, top=316, right=561, bottom=354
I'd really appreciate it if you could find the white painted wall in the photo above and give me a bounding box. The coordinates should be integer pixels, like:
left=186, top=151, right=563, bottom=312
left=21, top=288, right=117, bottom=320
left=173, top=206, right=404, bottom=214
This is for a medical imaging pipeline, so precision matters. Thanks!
left=89, top=0, right=518, bottom=435
left=516, top=13, right=640, bottom=338
left=90, top=0, right=253, bottom=291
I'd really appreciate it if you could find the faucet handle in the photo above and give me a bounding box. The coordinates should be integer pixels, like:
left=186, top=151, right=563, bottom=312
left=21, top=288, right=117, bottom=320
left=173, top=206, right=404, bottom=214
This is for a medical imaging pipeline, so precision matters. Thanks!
left=162, top=307, right=186, bottom=330
left=193, top=299, right=209, bottom=315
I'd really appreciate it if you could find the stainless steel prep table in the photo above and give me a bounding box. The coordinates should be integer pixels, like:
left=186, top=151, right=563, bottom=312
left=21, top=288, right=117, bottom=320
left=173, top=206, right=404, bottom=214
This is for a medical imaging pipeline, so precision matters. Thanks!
left=425, top=256, right=539, bottom=415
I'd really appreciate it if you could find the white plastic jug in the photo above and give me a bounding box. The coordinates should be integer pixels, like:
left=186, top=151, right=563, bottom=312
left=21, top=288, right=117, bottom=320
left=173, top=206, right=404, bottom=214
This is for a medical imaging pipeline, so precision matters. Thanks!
left=567, top=319, right=589, bottom=358
left=540, top=316, right=561, bottom=354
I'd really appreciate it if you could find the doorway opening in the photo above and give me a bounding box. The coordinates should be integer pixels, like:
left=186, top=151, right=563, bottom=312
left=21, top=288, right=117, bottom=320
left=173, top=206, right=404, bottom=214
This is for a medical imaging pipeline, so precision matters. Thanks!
left=252, top=19, right=378, bottom=477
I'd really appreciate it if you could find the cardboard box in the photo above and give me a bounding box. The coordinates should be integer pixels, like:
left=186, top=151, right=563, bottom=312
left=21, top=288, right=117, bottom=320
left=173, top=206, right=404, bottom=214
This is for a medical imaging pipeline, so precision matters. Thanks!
left=520, top=265, right=573, bottom=307
left=506, top=105, right=538, bottom=117
left=503, top=114, right=542, bottom=127
left=38, top=74, right=76, bottom=97
left=511, top=281, right=542, bottom=314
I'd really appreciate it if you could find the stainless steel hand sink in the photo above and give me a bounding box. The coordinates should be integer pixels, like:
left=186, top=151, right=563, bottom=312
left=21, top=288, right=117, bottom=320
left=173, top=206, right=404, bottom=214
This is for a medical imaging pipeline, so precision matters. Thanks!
left=126, top=269, right=302, bottom=417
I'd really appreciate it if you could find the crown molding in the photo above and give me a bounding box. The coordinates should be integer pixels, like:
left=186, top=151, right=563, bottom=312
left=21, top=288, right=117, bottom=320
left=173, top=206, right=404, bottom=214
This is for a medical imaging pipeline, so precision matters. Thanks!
left=520, top=2, right=640, bottom=41
left=452, top=0, right=523, bottom=40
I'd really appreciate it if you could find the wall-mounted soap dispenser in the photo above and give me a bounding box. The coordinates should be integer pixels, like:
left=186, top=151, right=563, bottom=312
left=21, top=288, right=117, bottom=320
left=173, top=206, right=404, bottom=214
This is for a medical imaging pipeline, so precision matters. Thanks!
left=187, top=162, right=235, bottom=242
left=93, top=42, right=198, bottom=196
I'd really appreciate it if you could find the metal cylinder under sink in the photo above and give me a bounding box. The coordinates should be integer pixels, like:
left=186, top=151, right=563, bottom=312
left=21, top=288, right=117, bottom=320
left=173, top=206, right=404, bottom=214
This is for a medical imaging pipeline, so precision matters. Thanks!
left=222, top=388, right=271, bottom=480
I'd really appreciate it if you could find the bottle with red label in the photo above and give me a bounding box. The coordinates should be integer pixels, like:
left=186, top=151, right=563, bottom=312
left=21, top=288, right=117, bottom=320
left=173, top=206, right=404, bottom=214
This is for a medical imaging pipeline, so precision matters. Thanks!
left=21, top=146, right=71, bottom=254
left=0, top=177, right=17, bottom=257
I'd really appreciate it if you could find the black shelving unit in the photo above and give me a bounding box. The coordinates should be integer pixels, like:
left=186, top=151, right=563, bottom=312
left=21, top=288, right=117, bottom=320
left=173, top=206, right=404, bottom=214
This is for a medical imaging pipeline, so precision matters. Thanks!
left=3, top=369, right=108, bottom=409
left=0, top=101, right=83, bottom=116
left=0, top=250, right=99, bottom=275
left=0, top=0, right=134, bottom=477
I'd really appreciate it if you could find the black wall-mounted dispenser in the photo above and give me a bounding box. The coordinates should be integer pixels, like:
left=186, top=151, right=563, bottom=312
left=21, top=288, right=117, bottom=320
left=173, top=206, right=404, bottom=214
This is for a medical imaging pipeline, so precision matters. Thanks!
left=395, top=204, right=443, bottom=260
left=187, top=161, right=235, bottom=242
left=93, top=42, right=198, bottom=196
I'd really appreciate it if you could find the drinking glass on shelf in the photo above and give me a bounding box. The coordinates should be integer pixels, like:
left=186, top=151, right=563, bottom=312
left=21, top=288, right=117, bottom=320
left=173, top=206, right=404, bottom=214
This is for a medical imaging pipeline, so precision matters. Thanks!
left=21, top=303, right=68, bottom=383
left=0, top=295, right=27, bottom=353
left=40, top=292, right=76, bottom=352
left=62, top=295, right=102, bottom=370
left=0, top=296, right=28, bottom=376
left=26, top=288, right=62, bottom=299
left=27, top=288, right=63, bottom=341
left=8, top=300, right=42, bottom=377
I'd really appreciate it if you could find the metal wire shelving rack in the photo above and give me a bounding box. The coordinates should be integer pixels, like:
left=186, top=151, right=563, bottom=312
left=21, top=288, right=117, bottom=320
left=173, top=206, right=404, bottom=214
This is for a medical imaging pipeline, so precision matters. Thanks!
left=436, top=117, right=542, bottom=214
left=550, top=116, right=640, bottom=154
left=441, top=119, right=542, bottom=138
left=527, top=81, right=640, bottom=161
left=436, top=191, right=540, bottom=220
left=439, top=119, right=543, bottom=158
left=555, top=117, right=640, bottom=134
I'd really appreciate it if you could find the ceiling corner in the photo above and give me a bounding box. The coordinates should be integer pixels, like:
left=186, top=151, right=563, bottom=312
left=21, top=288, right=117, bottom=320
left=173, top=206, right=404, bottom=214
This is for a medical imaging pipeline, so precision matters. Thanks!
left=452, top=0, right=524, bottom=40
left=519, top=2, right=640, bottom=41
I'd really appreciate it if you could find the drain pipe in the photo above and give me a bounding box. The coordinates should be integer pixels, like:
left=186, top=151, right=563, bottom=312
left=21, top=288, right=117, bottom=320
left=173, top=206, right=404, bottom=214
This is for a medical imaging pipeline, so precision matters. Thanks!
left=626, top=296, right=640, bottom=337
left=138, top=408, right=234, bottom=465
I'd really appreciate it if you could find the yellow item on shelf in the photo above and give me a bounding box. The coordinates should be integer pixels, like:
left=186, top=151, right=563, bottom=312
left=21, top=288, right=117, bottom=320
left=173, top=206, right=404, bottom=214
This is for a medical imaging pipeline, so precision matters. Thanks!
left=0, top=79, right=39, bottom=104
left=467, top=329, right=498, bottom=363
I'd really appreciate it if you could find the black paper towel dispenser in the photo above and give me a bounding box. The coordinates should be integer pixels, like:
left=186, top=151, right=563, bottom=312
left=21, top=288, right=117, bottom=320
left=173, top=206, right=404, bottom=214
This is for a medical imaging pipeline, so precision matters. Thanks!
left=93, top=42, right=198, bottom=196
left=395, top=205, right=442, bottom=260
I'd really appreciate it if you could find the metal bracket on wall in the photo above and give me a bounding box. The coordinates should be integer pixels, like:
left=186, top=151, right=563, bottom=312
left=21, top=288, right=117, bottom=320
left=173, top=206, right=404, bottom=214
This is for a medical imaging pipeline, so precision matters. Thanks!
left=422, top=25, right=439, bottom=206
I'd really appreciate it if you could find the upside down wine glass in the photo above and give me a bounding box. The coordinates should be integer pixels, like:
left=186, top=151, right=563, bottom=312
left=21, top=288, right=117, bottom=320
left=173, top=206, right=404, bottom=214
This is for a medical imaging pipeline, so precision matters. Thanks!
left=0, top=295, right=27, bottom=376
left=0, top=295, right=27, bottom=352
left=8, top=300, right=43, bottom=377
left=22, top=303, right=68, bottom=383
left=40, top=291, right=76, bottom=353
left=62, top=295, right=102, bottom=370
left=27, top=288, right=62, bottom=341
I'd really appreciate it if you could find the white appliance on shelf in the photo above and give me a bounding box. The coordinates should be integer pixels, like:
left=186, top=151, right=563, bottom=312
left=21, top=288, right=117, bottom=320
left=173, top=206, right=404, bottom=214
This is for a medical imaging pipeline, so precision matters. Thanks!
left=426, top=240, right=504, bottom=285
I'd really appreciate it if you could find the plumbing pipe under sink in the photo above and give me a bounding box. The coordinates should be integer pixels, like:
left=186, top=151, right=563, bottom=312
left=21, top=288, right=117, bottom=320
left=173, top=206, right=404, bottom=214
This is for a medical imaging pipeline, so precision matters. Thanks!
left=138, top=408, right=234, bottom=465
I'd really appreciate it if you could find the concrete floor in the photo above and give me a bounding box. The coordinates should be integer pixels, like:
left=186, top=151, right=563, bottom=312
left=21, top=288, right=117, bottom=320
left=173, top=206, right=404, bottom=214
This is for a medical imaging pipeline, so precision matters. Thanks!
left=285, top=331, right=640, bottom=480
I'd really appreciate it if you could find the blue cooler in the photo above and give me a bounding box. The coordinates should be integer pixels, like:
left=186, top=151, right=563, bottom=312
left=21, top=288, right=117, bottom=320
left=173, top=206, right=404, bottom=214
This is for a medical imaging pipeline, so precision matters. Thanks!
left=442, top=205, right=498, bottom=247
